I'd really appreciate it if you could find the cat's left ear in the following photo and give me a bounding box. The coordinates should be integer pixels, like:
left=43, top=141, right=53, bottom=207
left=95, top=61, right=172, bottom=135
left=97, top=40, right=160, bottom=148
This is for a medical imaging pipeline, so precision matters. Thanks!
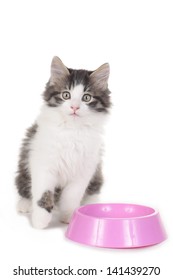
left=50, top=56, right=69, bottom=86
left=90, top=63, right=110, bottom=90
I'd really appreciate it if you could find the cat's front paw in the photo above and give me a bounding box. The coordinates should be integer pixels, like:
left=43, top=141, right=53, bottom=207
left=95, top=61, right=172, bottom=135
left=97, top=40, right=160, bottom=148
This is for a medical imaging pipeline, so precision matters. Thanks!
left=17, top=198, right=32, bottom=213
left=59, top=211, right=73, bottom=224
left=32, top=206, right=52, bottom=229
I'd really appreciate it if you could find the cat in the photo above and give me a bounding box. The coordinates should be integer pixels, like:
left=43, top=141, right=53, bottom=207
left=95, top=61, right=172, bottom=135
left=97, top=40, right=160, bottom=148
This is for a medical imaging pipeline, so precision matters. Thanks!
left=15, top=56, right=111, bottom=229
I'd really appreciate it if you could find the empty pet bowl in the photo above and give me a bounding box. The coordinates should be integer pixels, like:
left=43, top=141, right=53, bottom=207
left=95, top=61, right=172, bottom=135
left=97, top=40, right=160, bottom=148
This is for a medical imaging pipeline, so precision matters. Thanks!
left=66, top=203, right=167, bottom=248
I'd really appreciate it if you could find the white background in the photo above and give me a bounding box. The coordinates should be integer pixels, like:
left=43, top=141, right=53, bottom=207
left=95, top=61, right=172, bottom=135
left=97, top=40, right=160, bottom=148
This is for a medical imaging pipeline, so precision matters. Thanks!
left=0, top=0, right=173, bottom=279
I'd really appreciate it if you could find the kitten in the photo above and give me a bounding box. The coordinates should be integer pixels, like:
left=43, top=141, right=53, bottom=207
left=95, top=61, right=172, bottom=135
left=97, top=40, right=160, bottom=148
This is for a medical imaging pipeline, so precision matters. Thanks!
left=15, top=56, right=111, bottom=229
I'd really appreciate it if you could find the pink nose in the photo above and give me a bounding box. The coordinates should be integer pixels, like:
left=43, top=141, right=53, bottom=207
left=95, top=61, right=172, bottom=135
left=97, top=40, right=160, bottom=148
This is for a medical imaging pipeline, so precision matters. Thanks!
left=71, top=106, right=80, bottom=112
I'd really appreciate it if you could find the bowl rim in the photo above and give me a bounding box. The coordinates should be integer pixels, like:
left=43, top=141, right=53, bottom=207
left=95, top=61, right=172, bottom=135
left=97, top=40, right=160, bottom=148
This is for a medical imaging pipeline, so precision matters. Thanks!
left=75, top=203, right=158, bottom=220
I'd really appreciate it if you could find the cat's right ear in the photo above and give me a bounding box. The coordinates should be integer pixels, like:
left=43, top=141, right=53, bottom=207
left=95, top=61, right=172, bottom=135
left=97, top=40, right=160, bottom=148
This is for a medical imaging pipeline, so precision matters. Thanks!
left=50, top=56, right=69, bottom=85
left=90, top=63, right=110, bottom=90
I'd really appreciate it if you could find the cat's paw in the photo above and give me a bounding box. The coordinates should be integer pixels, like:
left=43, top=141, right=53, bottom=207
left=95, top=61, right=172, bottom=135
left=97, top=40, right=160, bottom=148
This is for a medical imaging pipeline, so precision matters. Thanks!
left=59, top=211, right=73, bottom=224
left=31, top=206, right=52, bottom=229
left=17, top=198, right=32, bottom=213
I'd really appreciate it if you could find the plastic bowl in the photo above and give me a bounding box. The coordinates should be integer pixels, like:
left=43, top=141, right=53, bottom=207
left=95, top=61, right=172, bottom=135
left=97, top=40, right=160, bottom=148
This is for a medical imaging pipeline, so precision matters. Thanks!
left=66, top=203, right=167, bottom=248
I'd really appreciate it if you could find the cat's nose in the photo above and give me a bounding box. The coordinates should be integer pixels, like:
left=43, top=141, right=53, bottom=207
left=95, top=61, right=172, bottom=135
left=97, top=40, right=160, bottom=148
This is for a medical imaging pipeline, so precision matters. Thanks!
left=70, top=106, right=80, bottom=112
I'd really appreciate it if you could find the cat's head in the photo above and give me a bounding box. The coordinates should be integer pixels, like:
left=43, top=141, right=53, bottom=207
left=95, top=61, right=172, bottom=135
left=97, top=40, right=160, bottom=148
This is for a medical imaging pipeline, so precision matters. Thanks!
left=43, top=56, right=111, bottom=122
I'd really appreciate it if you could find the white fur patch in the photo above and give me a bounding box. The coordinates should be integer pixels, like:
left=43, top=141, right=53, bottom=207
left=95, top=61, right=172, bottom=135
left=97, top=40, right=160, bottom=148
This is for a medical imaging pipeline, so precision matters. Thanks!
left=17, top=198, right=32, bottom=213
left=31, top=205, right=52, bottom=229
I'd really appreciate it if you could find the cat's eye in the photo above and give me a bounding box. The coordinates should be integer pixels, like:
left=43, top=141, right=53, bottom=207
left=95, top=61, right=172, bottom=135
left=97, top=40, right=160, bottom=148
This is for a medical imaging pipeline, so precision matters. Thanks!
left=62, top=91, right=71, bottom=100
left=82, top=94, right=92, bottom=103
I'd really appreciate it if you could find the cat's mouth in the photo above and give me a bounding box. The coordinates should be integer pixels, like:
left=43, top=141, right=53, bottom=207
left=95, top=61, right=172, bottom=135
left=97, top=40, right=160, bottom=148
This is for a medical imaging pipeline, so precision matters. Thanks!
left=70, top=112, right=80, bottom=117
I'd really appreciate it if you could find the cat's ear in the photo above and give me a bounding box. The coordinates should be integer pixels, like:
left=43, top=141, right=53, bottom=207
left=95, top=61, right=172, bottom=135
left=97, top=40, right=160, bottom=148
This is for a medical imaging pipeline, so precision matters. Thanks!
left=90, top=63, right=110, bottom=90
left=50, top=56, right=69, bottom=85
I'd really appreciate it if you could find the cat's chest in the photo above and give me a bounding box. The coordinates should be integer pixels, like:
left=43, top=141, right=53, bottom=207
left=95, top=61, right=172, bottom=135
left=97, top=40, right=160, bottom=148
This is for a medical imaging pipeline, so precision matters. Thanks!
left=30, top=124, right=102, bottom=183
left=42, top=127, right=101, bottom=179
left=57, top=128, right=100, bottom=157
left=36, top=125, right=101, bottom=160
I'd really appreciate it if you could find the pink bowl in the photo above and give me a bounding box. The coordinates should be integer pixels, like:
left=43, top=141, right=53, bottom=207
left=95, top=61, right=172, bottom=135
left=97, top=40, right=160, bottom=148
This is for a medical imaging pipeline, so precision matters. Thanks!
left=66, top=203, right=167, bottom=248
